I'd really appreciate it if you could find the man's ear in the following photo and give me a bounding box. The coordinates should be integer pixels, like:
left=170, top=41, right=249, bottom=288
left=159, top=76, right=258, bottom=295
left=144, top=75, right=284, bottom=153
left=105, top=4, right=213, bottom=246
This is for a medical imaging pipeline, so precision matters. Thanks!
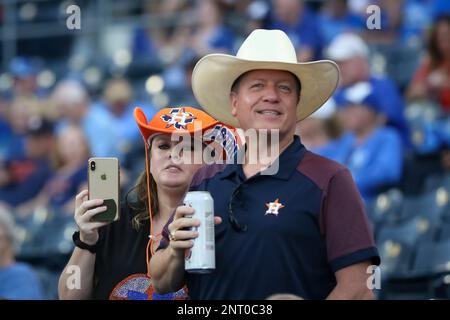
left=230, top=92, right=238, bottom=117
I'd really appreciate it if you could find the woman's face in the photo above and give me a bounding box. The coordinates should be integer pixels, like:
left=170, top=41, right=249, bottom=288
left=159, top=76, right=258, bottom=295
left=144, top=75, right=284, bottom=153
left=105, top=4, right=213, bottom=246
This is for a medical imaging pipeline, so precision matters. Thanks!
left=149, top=134, right=203, bottom=189
left=57, top=125, right=89, bottom=165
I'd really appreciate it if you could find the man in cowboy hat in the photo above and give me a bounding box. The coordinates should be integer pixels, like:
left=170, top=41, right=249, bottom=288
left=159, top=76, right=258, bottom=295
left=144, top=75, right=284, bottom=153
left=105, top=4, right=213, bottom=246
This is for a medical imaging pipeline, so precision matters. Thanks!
left=150, top=29, right=380, bottom=300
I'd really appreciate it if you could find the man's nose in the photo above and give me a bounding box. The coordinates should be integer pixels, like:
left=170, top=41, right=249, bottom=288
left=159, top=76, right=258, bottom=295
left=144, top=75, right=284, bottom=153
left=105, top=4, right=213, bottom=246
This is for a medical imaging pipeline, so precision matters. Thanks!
left=262, top=85, right=280, bottom=103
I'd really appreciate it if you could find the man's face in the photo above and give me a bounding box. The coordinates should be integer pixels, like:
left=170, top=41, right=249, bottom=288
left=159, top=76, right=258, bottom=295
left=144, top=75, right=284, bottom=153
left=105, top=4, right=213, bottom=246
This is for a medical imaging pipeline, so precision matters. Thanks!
left=339, top=104, right=377, bottom=133
left=337, top=57, right=369, bottom=87
left=230, top=69, right=299, bottom=138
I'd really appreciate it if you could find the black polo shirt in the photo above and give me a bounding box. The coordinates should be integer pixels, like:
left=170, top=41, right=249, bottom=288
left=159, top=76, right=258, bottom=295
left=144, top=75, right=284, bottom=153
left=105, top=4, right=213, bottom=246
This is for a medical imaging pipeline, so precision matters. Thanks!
left=160, top=136, right=379, bottom=299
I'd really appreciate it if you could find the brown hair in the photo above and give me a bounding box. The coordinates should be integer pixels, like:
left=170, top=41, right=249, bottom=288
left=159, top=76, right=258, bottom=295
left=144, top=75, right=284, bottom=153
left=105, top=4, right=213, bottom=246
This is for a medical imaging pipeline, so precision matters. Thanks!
left=126, top=170, right=159, bottom=230
left=126, top=137, right=160, bottom=230
left=428, top=15, right=450, bottom=69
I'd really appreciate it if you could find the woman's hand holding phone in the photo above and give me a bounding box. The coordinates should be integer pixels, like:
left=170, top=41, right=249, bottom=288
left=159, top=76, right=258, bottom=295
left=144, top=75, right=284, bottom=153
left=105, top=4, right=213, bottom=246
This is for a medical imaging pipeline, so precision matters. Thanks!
left=74, top=190, right=112, bottom=246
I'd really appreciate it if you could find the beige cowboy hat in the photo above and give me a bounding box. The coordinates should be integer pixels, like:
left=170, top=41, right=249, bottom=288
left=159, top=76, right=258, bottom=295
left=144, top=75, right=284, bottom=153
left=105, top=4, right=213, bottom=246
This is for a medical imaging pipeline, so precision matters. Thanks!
left=192, top=29, right=340, bottom=127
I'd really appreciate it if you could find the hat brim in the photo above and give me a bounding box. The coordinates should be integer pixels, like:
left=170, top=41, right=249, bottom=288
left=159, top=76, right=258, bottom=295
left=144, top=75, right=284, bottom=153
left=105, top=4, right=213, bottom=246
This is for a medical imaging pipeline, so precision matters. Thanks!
left=135, top=108, right=176, bottom=144
left=192, top=54, right=340, bottom=127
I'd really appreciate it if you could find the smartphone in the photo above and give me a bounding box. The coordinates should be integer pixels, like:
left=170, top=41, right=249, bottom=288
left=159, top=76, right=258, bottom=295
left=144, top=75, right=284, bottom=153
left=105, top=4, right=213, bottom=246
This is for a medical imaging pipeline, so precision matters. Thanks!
left=88, top=157, right=120, bottom=222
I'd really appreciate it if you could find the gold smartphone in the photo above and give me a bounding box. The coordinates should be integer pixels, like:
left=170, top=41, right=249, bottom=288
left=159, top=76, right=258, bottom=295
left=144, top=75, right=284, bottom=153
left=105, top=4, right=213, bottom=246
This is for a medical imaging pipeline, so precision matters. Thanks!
left=88, top=157, right=120, bottom=222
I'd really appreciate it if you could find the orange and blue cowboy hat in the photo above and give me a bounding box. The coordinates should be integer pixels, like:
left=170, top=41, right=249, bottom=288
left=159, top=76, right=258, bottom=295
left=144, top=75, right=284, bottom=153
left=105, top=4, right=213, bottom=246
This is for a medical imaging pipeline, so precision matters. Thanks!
left=134, top=106, right=219, bottom=145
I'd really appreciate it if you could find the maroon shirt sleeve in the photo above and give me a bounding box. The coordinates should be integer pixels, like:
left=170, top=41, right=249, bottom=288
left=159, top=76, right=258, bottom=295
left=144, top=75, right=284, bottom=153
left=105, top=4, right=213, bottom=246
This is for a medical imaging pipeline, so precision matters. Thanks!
left=320, top=168, right=380, bottom=272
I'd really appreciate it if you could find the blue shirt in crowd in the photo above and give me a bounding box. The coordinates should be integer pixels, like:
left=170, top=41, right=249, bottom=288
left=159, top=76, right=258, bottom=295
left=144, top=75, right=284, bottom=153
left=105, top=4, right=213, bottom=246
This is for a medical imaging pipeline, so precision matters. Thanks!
left=94, top=102, right=156, bottom=162
left=0, top=262, right=43, bottom=300
left=314, top=128, right=403, bottom=200
left=0, top=158, right=52, bottom=206
left=57, top=104, right=116, bottom=158
left=319, top=11, right=366, bottom=45
left=267, top=8, right=323, bottom=59
left=334, top=76, right=411, bottom=147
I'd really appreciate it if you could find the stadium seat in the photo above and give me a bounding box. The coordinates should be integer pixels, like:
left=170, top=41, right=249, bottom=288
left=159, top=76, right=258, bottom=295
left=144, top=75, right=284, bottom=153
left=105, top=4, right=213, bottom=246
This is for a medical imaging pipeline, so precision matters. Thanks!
left=376, top=208, right=442, bottom=279
left=376, top=237, right=414, bottom=277
left=366, top=188, right=404, bottom=227
left=437, top=221, right=450, bottom=241
left=398, top=190, right=447, bottom=228
left=424, top=173, right=450, bottom=193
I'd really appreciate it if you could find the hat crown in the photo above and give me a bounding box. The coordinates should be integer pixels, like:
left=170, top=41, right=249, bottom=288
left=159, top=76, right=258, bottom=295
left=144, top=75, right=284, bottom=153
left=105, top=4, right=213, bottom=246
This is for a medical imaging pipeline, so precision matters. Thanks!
left=236, top=29, right=297, bottom=64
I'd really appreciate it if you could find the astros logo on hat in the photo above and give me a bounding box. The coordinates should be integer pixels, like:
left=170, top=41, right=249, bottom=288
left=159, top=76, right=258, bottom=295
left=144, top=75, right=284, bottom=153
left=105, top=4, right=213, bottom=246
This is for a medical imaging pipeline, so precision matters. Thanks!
left=160, top=108, right=197, bottom=130
left=134, top=106, right=218, bottom=147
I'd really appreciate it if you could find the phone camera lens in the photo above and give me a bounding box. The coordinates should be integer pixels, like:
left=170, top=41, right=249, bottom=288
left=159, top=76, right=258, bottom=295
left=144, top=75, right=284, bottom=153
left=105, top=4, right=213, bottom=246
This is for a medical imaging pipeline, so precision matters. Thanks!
left=90, top=161, right=96, bottom=171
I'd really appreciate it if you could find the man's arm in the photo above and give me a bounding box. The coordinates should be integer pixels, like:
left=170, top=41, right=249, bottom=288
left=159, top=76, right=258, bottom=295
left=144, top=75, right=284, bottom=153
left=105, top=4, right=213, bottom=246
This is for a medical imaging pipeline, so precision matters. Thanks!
left=326, top=261, right=374, bottom=300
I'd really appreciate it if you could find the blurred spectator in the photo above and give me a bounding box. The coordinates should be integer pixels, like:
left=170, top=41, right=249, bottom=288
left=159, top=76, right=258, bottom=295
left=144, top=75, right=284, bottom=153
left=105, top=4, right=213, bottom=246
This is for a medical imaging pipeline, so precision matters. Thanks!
left=266, top=0, right=323, bottom=61
left=167, top=56, right=201, bottom=107
left=8, top=57, right=42, bottom=99
left=362, top=0, right=442, bottom=48
left=15, top=125, right=89, bottom=218
left=1, top=96, right=56, bottom=164
left=326, top=32, right=410, bottom=146
left=407, top=15, right=450, bottom=112
left=1, top=97, right=32, bottom=163
left=400, top=0, right=434, bottom=48
left=331, top=82, right=403, bottom=200
left=216, top=0, right=253, bottom=14
left=0, top=117, right=54, bottom=210
left=188, top=0, right=235, bottom=57
left=318, top=0, right=366, bottom=46
left=95, top=78, right=156, bottom=162
left=132, top=0, right=193, bottom=66
left=0, top=118, right=10, bottom=163
left=163, top=0, right=235, bottom=91
left=295, top=98, right=342, bottom=159
left=0, top=208, right=43, bottom=300
left=244, top=0, right=271, bottom=35
left=361, top=0, right=402, bottom=45
left=430, top=0, right=450, bottom=21
left=414, top=117, right=450, bottom=155
left=51, top=80, right=115, bottom=158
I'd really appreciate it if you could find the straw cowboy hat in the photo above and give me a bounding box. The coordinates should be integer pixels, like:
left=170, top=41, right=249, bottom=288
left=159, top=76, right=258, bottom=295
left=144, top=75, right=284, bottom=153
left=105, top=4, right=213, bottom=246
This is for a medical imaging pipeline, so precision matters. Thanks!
left=192, top=29, right=340, bottom=127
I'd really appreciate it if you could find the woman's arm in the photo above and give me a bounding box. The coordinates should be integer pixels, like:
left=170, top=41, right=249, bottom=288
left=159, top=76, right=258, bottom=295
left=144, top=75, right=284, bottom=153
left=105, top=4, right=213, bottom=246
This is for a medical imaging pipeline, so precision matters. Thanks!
left=58, top=190, right=110, bottom=300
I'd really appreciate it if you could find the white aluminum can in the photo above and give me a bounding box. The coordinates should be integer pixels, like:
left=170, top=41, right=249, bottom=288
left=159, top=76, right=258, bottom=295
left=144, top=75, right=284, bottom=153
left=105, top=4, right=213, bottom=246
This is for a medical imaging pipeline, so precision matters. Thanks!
left=184, top=191, right=215, bottom=273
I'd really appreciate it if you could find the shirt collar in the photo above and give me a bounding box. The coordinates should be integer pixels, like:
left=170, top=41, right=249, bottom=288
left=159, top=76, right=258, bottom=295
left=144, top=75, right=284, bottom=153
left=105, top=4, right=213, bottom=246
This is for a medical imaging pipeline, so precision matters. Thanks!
left=219, top=135, right=306, bottom=181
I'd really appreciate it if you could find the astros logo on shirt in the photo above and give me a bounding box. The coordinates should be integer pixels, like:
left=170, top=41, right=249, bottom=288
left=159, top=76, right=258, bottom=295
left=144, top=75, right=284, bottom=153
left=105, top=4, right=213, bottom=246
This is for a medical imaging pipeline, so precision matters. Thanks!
left=265, top=198, right=284, bottom=216
left=161, top=108, right=196, bottom=130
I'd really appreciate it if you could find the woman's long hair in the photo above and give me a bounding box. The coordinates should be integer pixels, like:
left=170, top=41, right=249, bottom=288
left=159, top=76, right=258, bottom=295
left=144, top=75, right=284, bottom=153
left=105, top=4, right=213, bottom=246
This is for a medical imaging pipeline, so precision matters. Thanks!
left=126, top=168, right=159, bottom=230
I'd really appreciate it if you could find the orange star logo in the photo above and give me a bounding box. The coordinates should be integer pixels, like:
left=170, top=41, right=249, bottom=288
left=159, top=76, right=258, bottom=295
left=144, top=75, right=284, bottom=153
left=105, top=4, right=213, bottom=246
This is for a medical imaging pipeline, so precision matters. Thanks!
left=160, top=108, right=196, bottom=130
left=265, top=198, right=285, bottom=216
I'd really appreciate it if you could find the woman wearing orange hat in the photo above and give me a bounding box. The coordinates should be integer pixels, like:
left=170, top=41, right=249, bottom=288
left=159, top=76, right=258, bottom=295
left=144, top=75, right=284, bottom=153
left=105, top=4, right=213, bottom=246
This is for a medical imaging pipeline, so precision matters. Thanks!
left=58, top=106, right=236, bottom=300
